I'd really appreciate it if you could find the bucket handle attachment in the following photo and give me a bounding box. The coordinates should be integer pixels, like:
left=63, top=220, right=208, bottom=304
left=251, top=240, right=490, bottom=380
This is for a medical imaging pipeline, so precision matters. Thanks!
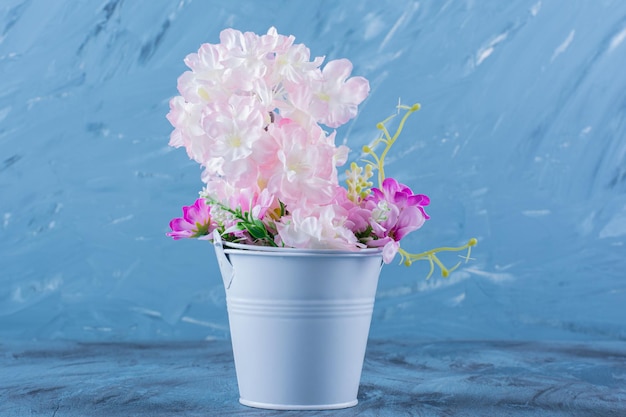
left=213, top=230, right=235, bottom=289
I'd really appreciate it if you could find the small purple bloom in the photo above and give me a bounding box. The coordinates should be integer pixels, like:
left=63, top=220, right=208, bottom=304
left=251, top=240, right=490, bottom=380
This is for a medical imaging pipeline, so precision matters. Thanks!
left=364, top=178, right=430, bottom=262
left=167, top=199, right=216, bottom=240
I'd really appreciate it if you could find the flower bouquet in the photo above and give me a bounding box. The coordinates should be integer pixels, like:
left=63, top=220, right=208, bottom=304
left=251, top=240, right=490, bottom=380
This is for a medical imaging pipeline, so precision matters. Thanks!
left=167, top=27, right=475, bottom=274
left=165, top=27, right=476, bottom=410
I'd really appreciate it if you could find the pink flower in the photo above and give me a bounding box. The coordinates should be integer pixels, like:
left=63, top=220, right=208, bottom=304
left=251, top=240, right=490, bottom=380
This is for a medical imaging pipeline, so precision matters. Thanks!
left=309, top=59, right=370, bottom=128
left=274, top=43, right=323, bottom=85
left=167, top=199, right=217, bottom=240
left=265, top=121, right=339, bottom=207
left=166, top=97, right=212, bottom=166
left=200, top=95, right=276, bottom=188
left=333, top=187, right=371, bottom=232
left=231, top=188, right=278, bottom=221
left=275, top=205, right=362, bottom=250
left=363, top=178, right=430, bottom=262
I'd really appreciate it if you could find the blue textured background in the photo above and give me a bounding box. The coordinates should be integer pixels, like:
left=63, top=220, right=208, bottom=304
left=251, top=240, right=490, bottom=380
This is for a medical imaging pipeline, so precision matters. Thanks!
left=1, top=0, right=625, bottom=342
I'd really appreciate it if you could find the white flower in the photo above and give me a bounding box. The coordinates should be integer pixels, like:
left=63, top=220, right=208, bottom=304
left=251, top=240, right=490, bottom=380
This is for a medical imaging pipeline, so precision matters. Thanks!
left=276, top=205, right=361, bottom=250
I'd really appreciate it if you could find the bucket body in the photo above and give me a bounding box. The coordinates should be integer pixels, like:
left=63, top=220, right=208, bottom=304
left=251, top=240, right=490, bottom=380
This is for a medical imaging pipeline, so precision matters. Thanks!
left=214, top=240, right=383, bottom=410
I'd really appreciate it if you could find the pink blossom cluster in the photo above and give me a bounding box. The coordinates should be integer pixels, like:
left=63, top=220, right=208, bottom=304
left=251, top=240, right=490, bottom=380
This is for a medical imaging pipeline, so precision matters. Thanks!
left=167, top=28, right=430, bottom=263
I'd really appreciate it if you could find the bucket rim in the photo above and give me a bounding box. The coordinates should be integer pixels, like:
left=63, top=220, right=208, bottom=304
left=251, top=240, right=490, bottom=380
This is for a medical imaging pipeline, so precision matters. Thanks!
left=223, top=241, right=383, bottom=256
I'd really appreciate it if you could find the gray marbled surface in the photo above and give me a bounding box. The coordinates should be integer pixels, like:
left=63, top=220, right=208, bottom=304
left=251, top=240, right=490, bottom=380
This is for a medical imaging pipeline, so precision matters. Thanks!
left=2, top=340, right=625, bottom=416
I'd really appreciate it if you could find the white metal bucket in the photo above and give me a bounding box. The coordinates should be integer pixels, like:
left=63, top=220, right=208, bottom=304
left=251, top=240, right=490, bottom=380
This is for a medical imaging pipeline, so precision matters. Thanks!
left=213, top=236, right=383, bottom=410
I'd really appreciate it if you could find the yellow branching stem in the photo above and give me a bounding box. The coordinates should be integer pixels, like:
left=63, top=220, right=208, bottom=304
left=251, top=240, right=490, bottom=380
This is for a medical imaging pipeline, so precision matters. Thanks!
left=362, top=103, right=421, bottom=188
left=398, top=238, right=478, bottom=279
left=356, top=101, right=478, bottom=279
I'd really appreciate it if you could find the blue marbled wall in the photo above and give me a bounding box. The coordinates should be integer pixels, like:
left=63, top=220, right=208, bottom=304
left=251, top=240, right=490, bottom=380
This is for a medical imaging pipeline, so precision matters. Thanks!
left=1, top=0, right=625, bottom=341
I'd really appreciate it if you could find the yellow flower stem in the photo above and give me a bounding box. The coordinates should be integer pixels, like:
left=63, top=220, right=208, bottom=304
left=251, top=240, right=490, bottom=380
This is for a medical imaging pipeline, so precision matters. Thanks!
left=366, top=103, right=421, bottom=188
left=358, top=102, right=478, bottom=279
left=374, top=125, right=392, bottom=186
left=398, top=238, right=477, bottom=279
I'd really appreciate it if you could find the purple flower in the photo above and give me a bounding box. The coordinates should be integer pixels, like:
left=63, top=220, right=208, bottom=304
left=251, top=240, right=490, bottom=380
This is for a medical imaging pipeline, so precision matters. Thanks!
left=364, top=178, right=430, bottom=262
left=167, top=199, right=217, bottom=240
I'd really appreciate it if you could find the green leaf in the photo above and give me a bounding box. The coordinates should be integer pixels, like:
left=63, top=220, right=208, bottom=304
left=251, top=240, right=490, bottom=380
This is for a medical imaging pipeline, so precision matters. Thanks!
left=246, top=220, right=268, bottom=240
